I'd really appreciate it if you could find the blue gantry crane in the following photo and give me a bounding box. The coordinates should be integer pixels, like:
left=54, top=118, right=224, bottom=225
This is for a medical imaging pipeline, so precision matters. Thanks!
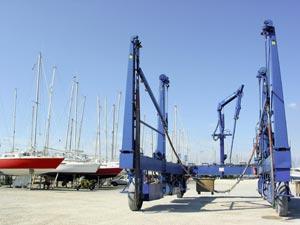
left=255, top=20, right=292, bottom=216
left=120, top=36, right=187, bottom=211
left=119, top=20, right=292, bottom=216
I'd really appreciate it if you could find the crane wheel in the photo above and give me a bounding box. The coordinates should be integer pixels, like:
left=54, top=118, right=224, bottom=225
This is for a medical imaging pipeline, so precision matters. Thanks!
left=276, top=184, right=289, bottom=217
left=177, top=191, right=184, bottom=198
left=128, top=182, right=143, bottom=211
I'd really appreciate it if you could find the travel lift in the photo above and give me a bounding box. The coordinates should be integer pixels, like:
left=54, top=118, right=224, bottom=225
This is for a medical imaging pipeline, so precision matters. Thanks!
left=119, top=20, right=292, bottom=216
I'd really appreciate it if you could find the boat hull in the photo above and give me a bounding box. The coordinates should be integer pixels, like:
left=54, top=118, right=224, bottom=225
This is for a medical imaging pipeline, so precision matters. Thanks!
left=43, top=161, right=122, bottom=181
left=49, top=161, right=100, bottom=174
left=0, top=169, right=55, bottom=176
left=96, top=167, right=122, bottom=177
left=0, top=157, right=64, bottom=176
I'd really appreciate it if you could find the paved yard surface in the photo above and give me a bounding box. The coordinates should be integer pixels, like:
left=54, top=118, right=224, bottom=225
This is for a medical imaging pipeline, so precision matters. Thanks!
left=0, top=179, right=299, bottom=225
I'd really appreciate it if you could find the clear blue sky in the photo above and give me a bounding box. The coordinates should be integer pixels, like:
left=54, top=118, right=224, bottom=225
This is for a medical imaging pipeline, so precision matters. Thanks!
left=0, top=1, right=299, bottom=165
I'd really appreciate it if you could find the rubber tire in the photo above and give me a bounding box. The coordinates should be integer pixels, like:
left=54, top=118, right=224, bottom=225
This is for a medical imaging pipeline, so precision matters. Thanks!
left=177, top=191, right=184, bottom=198
left=275, top=185, right=289, bottom=216
left=276, top=195, right=288, bottom=217
left=128, top=183, right=143, bottom=211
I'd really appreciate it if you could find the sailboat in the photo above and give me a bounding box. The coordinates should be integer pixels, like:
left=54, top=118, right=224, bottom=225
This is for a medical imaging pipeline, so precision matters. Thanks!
left=0, top=53, right=64, bottom=176
left=0, top=152, right=64, bottom=176
left=47, top=78, right=99, bottom=176
left=95, top=93, right=122, bottom=178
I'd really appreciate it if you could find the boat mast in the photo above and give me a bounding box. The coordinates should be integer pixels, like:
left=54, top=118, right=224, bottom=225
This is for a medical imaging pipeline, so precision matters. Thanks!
left=181, top=129, right=185, bottom=163
left=111, top=104, right=116, bottom=161
left=74, top=79, right=79, bottom=154
left=11, top=88, right=17, bottom=153
left=95, top=96, right=101, bottom=161
left=114, top=91, right=122, bottom=157
left=69, top=117, right=74, bottom=152
left=95, top=97, right=98, bottom=159
left=177, top=128, right=183, bottom=159
left=30, top=105, right=34, bottom=150
left=65, top=77, right=75, bottom=152
left=44, top=66, right=56, bottom=156
left=77, top=96, right=86, bottom=151
left=105, top=97, right=108, bottom=162
left=174, top=105, right=178, bottom=159
left=32, top=52, right=42, bottom=154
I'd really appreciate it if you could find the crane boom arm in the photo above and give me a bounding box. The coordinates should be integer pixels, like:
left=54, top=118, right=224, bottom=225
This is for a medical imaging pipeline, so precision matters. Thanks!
left=213, top=84, right=244, bottom=165
left=218, top=85, right=244, bottom=112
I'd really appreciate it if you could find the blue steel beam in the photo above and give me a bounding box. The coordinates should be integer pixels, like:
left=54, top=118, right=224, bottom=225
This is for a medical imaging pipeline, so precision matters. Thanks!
left=120, top=36, right=139, bottom=169
left=259, top=19, right=291, bottom=181
left=256, top=20, right=291, bottom=214
left=193, top=165, right=254, bottom=177
left=155, top=74, right=169, bottom=160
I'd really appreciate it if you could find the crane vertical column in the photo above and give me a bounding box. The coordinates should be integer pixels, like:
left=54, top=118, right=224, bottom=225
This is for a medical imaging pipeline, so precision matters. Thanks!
left=256, top=20, right=291, bottom=216
left=154, top=74, right=169, bottom=160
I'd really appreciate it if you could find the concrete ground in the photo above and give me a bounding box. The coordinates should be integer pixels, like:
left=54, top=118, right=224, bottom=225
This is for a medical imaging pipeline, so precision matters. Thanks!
left=0, top=179, right=299, bottom=225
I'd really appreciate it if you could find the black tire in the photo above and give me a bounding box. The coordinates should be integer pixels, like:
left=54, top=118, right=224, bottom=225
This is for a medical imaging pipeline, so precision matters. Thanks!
left=177, top=191, right=184, bottom=198
left=197, top=191, right=201, bottom=195
left=276, top=195, right=288, bottom=216
left=111, top=182, right=118, bottom=187
left=128, top=182, right=143, bottom=211
left=128, top=192, right=143, bottom=211
left=276, top=185, right=289, bottom=217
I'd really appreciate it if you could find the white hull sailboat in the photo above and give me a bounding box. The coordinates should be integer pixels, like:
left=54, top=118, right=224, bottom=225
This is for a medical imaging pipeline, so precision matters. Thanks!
left=49, top=159, right=99, bottom=174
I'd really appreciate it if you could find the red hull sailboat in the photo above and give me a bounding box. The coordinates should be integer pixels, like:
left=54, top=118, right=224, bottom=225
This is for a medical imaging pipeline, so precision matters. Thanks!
left=0, top=153, right=64, bottom=176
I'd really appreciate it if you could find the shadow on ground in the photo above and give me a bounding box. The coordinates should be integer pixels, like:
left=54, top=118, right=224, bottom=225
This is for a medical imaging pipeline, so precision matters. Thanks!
left=142, top=195, right=269, bottom=213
